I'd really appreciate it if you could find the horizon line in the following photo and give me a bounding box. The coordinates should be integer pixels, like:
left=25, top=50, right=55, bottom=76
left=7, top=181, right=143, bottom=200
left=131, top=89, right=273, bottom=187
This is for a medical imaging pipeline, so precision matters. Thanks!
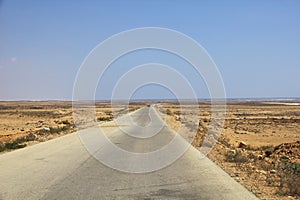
left=0, top=97, right=300, bottom=102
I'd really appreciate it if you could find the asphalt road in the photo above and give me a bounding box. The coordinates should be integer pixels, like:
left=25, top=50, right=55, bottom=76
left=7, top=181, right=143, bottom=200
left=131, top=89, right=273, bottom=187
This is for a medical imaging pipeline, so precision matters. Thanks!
left=0, top=106, right=259, bottom=200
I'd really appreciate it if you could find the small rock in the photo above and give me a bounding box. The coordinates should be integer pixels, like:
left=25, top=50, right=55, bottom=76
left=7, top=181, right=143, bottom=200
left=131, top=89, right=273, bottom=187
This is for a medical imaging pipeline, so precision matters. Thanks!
left=238, top=141, right=247, bottom=148
left=62, top=120, right=70, bottom=125
left=259, top=170, right=267, bottom=175
left=229, top=149, right=236, bottom=155
left=265, top=150, right=272, bottom=157
left=42, top=127, right=50, bottom=131
left=270, top=169, right=276, bottom=174
left=262, top=170, right=267, bottom=175
left=258, top=155, right=263, bottom=160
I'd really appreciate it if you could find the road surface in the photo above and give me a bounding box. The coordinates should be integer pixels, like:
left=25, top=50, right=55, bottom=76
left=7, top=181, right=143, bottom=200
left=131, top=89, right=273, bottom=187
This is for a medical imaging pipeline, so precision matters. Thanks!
left=0, top=106, right=259, bottom=200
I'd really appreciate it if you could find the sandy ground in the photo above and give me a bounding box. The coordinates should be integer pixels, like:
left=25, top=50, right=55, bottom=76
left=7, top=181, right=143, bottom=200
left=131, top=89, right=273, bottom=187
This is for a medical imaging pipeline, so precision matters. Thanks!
left=0, top=101, right=141, bottom=151
left=158, top=100, right=300, bottom=200
left=0, top=100, right=299, bottom=200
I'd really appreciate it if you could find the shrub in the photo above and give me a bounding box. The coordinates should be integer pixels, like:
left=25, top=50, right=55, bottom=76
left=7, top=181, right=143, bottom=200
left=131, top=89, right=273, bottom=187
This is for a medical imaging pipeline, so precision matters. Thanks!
left=49, top=125, right=71, bottom=134
left=4, top=141, right=26, bottom=150
left=25, top=133, right=37, bottom=141
left=97, top=116, right=113, bottom=121
left=166, top=109, right=172, bottom=115
left=277, top=161, right=300, bottom=196
left=0, top=134, right=35, bottom=152
left=225, top=150, right=249, bottom=163
left=0, top=141, right=5, bottom=152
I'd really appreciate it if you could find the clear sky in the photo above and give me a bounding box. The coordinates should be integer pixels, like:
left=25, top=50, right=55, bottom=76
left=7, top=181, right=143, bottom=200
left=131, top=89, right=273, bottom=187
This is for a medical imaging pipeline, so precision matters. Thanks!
left=0, top=0, right=299, bottom=100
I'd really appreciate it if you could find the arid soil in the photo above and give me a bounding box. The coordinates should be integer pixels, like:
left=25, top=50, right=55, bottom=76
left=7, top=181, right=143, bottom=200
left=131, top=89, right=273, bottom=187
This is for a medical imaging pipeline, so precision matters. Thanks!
left=159, top=100, right=300, bottom=200
left=1, top=100, right=299, bottom=200
left=0, top=101, right=142, bottom=153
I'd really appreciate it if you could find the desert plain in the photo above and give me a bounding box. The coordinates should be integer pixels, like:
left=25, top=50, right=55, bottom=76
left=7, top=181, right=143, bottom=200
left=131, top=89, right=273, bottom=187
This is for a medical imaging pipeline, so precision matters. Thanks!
left=0, top=100, right=299, bottom=200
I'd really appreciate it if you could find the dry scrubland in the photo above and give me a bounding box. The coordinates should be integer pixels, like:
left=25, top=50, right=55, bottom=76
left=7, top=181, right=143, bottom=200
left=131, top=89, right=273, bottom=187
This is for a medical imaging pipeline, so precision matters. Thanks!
left=0, top=100, right=299, bottom=200
left=159, top=100, right=300, bottom=200
left=0, top=101, right=141, bottom=152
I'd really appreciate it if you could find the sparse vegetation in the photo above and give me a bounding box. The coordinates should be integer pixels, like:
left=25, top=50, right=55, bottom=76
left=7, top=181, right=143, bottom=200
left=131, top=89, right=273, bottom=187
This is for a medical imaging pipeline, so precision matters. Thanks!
left=277, top=160, right=300, bottom=196
left=0, top=141, right=5, bottom=152
left=97, top=116, right=113, bottom=122
left=166, top=109, right=172, bottom=115
left=0, top=125, right=73, bottom=152
left=4, top=141, right=26, bottom=150
left=161, top=100, right=300, bottom=199
left=225, top=149, right=249, bottom=163
left=49, top=125, right=71, bottom=134
left=1, top=100, right=300, bottom=199
left=0, top=101, right=145, bottom=154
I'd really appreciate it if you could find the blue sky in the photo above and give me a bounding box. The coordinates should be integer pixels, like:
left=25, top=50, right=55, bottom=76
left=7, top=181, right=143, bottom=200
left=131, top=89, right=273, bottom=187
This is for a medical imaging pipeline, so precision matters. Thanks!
left=0, top=0, right=299, bottom=100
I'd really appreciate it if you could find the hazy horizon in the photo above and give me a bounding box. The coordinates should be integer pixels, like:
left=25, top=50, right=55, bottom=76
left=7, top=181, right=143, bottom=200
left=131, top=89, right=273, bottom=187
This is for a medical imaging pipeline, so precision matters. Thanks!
left=1, top=97, right=300, bottom=102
